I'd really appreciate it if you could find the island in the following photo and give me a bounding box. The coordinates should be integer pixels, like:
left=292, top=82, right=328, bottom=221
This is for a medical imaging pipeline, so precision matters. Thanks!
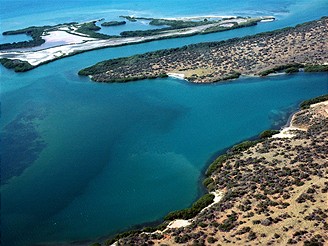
left=0, top=15, right=274, bottom=72
left=78, top=17, right=328, bottom=83
left=101, top=21, right=126, bottom=27
left=92, top=95, right=328, bottom=246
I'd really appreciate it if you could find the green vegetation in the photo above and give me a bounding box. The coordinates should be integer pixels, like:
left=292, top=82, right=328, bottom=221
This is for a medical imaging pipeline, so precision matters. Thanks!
left=229, top=140, right=260, bottom=154
left=259, top=63, right=304, bottom=76
left=78, top=55, right=145, bottom=76
left=101, top=21, right=126, bottom=26
left=0, top=22, right=77, bottom=50
left=206, top=154, right=230, bottom=176
left=118, top=17, right=213, bottom=37
left=203, top=177, right=214, bottom=188
left=0, top=58, right=34, bottom=72
left=285, top=67, right=300, bottom=74
left=221, top=71, right=241, bottom=81
left=218, top=211, right=238, bottom=232
left=148, top=18, right=215, bottom=28
left=120, top=28, right=168, bottom=37
left=80, top=19, right=326, bottom=83
left=120, top=16, right=217, bottom=28
left=300, top=94, right=328, bottom=109
left=0, top=20, right=118, bottom=50
left=104, top=221, right=168, bottom=245
left=202, top=19, right=258, bottom=34
left=119, top=16, right=259, bottom=37
left=164, top=193, right=215, bottom=221
left=78, top=52, right=169, bottom=81
left=259, top=129, right=280, bottom=139
left=304, top=64, right=328, bottom=72
left=1, top=26, right=46, bottom=50
left=260, top=64, right=328, bottom=76
left=75, top=21, right=114, bottom=39
left=120, top=15, right=137, bottom=22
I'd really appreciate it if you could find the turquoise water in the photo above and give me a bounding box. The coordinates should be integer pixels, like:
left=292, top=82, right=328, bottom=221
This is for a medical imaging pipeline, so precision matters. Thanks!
left=1, top=1, right=328, bottom=246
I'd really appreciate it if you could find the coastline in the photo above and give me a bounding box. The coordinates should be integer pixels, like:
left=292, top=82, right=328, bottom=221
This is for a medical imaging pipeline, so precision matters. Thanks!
left=0, top=16, right=272, bottom=72
left=37, top=95, right=328, bottom=246
left=167, top=72, right=186, bottom=80
left=77, top=17, right=328, bottom=83
left=103, top=95, right=328, bottom=246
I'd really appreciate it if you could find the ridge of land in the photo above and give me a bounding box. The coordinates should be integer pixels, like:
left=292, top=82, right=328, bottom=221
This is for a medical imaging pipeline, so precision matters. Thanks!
left=78, top=17, right=328, bottom=83
left=0, top=16, right=271, bottom=72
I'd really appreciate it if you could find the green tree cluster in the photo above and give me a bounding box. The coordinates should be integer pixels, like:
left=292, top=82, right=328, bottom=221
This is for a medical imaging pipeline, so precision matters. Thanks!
left=164, top=193, right=215, bottom=221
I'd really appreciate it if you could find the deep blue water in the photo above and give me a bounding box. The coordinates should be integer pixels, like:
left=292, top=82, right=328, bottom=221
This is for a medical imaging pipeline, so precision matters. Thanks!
left=1, top=1, right=328, bottom=246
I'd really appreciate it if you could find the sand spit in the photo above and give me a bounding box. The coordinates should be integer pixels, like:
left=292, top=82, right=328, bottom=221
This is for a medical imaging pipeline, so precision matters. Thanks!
left=0, top=16, right=272, bottom=68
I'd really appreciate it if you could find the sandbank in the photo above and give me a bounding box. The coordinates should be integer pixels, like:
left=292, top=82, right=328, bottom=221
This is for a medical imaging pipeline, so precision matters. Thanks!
left=0, top=21, right=242, bottom=66
left=0, top=16, right=274, bottom=69
left=42, top=31, right=95, bottom=44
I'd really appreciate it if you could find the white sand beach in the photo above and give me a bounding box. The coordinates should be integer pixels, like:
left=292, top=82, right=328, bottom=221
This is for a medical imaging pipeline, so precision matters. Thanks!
left=272, top=102, right=328, bottom=139
left=167, top=72, right=186, bottom=80
left=167, top=219, right=192, bottom=228
left=272, top=126, right=302, bottom=139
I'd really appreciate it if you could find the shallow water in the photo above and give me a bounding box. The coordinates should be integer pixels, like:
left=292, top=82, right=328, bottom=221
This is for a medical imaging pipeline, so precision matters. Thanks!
left=1, top=0, right=328, bottom=245
left=2, top=72, right=327, bottom=245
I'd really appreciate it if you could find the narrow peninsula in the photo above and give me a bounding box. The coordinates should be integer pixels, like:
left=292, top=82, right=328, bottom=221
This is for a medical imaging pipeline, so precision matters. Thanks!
left=101, top=95, right=328, bottom=246
left=78, top=17, right=328, bottom=83
left=0, top=15, right=272, bottom=72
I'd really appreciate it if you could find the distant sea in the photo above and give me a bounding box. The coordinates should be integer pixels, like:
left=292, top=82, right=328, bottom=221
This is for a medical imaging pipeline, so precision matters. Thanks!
left=1, top=0, right=328, bottom=245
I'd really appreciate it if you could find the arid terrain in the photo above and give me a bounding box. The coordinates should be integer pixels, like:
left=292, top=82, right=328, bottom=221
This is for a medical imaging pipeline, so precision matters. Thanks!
left=105, top=99, right=328, bottom=245
left=80, top=17, right=328, bottom=83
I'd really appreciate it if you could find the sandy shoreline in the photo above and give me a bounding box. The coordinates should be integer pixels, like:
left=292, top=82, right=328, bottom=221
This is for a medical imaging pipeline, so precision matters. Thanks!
left=111, top=99, right=328, bottom=245
left=0, top=21, right=215, bottom=66
left=0, top=24, right=222, bottom=66
left=167, top=72, right=186, bottom=80
left=165, top=191, right=224, bottom=229
left=0, top=16, right=272, bottom=67
left=272, top=101, right=328, bottom=139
